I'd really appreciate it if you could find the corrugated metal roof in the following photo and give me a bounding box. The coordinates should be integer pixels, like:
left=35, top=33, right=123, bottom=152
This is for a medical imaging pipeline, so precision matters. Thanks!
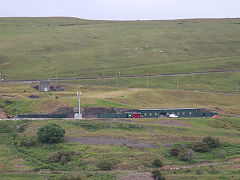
left=39, top=81, right=50, bottom=85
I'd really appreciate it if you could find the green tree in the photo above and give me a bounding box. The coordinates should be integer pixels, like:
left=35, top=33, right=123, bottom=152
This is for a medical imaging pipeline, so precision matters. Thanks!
left=37, top=123, right=65, bottom=144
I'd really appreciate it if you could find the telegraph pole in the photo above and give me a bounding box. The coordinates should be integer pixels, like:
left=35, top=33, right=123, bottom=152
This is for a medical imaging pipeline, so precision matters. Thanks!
left=236, top=81, right=239, bottom=94
left=147, top=73, right=149, bottom=88
left=77, top=90, right=82, bottom=119
left=56, top=70, right=58, bottom=86
left=177, top=76, right=179, bottom=89
left=0, top=72, right=2, bottom=83
left=115, top=72, right=118, bottom=87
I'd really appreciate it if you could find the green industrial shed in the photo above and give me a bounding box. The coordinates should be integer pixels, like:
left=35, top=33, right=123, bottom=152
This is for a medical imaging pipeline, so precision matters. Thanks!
left=138, top=108, right=217, bottom=118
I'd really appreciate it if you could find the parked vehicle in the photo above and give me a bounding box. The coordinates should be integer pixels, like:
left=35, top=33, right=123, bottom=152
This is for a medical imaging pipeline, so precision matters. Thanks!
left=169, top=114, right=178, bottom=118
left=212, top=115, right=220, bottom=117
left=131, top=113, right=143, bottom=118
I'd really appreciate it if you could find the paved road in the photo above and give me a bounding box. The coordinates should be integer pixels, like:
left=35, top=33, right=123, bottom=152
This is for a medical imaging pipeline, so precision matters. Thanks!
left=2, top=70, right=240, bottom=84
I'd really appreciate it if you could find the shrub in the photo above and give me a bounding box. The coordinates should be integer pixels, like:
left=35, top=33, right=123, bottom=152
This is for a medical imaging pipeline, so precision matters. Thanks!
left=151, top=170, right=165, bottom=180
left=48, top=150, right=72, bottom=164
left=152, top=159, right=163, bottom=168
left=60, top=173, right=81, bottom=180
left=196, top=169, right=204, bottom=175
left=19, top=136, right=36, bottom=147
left=218, top=150, right=227, bottom=158
left=37, top=123, right=65, bottom=144
left=96, top=160, right=113, bottom=171
left=178, top=149, right=194, bottom=162
left=202, top=136, right=220, bottom=148
left=192, top=142, right=209, bottom=152
left=48, top=152, right=62, bottom=163
left=170, top=148, right=181, bottom=156
left=208, top=167, right=219, bottom=174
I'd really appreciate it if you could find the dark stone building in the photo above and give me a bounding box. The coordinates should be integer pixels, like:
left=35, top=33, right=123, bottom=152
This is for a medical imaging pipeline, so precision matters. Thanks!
left=39, top=81, right=50, bottom=92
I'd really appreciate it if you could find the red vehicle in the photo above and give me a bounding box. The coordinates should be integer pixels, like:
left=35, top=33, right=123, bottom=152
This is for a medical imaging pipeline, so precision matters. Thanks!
left=131, top=113, right=143, bottom=118
left=212, top=115, right=220, bottom=117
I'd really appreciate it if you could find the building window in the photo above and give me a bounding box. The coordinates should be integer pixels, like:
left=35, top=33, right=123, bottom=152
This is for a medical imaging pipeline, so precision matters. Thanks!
left=167, top=112, right=169, bottom=115
left=144, top=113, right=147, bottom=116
left=149, top=113, right=152, bottom=116
left=155, top=113, right=157, bottom=116
left=177, top=112, right=180, bottom=115
left=182, top=112, right=185, bottom=115
left=189, top=112, right=192, bottom=115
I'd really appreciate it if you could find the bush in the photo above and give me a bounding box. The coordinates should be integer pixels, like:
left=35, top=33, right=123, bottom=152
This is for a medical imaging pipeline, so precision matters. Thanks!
left=178, top=149, right=194, bottom=162
left=208, top=167, right=219, bottom=174
left=37, top=123, right=65, bottom=144
left=192, top=142, right=209, bottom=152
left=202, top=136, right=220, bottom=148
left=152, top=159, right=163, bottom=168
left=196, top=169, right=204, bottom=175
left=19, top=136, right=36, bottom=147
left=170, top=148, right=181, bottom=156
left=151, top=170, right=165, bottom=180
left=60, top=173, right=81, bottom=180
left=48, top=152, right=62, bottom=163
left=96, top=160, right=113, bottom=171
left=48, top=150, right=72, bottom=164
left=218, top=150, right=227, bottom=158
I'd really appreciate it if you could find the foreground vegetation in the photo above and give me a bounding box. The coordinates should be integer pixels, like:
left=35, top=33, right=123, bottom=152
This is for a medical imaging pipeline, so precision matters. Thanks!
left=0, top=117, right=240, bottom=179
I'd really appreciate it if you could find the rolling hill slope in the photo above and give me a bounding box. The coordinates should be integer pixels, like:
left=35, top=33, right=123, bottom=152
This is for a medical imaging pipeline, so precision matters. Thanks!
left=0, top=17, right=240, bottom=81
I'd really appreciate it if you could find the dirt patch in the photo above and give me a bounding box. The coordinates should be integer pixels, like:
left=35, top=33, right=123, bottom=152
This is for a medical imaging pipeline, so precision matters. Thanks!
left=231, top=164, right=240, bottom=169
left=0, top=95, right=16, bottom=98
left=0, top=110, right=7, bottom=119
left=82, top=107, right=138, bottom=118
left=117, top=172, right=154, bottom=180
left=227, top=158, right=240, bottom=162
left=155, top=135, right=199, bottom=144
left=70, top=131, right=85, bottom=135
left=14, top=164, right=26, bottom=168
left=65, top=136, right=157, bottom=149
left=11, top=159, right=24, bottom=162
left=54, top=106, right=75, bottom=118
left=224, top=133, right=240, bottom=137
left=157, top=120, right=190, bottom=127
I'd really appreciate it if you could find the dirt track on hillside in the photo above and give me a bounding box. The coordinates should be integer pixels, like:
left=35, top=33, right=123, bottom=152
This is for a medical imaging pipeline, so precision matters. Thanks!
left=65, top=136, right=158, bottom=149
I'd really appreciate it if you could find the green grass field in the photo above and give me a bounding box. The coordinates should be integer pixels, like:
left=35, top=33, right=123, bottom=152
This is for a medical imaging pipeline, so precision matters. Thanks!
left=0, top=17, right=240, bottom=82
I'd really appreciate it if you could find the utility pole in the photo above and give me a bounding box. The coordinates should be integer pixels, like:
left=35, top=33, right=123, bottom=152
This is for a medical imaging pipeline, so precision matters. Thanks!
left=115, top=72, right=118, bottom=87
left=236, top=81, right=239, bottom=94
left=147, top=73, right=149, bottom=88
left=56, top=70, right=58, bottom=86
left=77, top=90, right=82, bottom=119
left=177, top=76, right=179, bottom=89
left=0, top=72, right=2, bottom=83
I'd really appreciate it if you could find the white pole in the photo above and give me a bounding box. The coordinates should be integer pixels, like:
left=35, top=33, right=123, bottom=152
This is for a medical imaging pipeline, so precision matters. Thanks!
left=0, top=72, right=1, bottom=83
left=77, top=91, right=82, bottom=118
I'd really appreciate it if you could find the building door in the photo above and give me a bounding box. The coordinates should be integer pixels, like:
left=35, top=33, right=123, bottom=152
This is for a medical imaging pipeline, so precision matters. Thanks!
left=44, top=87, right=48, bottom=92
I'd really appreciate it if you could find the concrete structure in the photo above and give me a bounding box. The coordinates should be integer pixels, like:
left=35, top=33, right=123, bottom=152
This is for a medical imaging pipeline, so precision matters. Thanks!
left=39, top=81, right=50, bottom=92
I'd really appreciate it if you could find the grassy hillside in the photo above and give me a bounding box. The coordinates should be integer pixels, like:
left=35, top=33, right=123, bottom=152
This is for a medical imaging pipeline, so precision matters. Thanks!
left=0, top=17, right=240, bottom=81
left=0, top=83, right=240, bottom=115
left=0, top=118, right=240, bottom=179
